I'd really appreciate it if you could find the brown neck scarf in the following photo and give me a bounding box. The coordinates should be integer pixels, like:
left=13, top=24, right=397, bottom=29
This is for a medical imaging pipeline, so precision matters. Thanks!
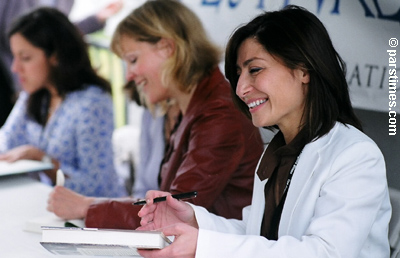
left=257, top=129, right=309, bottom=240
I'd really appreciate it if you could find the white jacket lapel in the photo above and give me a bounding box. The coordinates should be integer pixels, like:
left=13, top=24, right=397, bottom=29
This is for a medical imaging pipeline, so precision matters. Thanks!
left=278, top=126, right=336, bottom=235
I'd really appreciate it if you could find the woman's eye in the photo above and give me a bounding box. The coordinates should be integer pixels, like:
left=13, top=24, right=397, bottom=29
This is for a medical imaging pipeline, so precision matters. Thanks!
left=21, top=56, right=31, bottom=62
left=124, top=55, right=137, bottom=64
left=249, top=67, right=262, bottom=74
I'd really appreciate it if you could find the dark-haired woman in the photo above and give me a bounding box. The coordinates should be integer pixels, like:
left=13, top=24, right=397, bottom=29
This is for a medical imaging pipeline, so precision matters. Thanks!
left=0, top=7, right=126, bottom=198
left=137, top=5, right=391, bottom=258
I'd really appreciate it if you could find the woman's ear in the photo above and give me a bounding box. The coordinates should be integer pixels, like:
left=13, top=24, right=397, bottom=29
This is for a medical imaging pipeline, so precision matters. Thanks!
left=300, top=67, right=310, bottom=84
left=156, top=38, right=175, bottom=58
left=49, top=54, right=58, bottom=66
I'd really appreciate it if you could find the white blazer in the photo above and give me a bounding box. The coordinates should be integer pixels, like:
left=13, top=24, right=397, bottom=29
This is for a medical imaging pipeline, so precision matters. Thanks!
left=193, top=123, right=391, bottom=258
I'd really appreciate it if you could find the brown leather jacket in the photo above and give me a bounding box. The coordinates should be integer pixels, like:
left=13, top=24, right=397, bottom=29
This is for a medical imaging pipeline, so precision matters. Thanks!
left=85, top=68, right=264, bottom=229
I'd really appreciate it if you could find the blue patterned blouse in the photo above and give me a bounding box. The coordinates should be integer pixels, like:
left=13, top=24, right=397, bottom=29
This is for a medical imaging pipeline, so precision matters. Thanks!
left=0, top=86, right=127, bottom=197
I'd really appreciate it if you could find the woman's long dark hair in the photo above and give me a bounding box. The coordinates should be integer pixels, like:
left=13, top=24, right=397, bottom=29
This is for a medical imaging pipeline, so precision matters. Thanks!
left=8, top=7, right=111, bottom=125
left=225, top=5, right=362, bottom=142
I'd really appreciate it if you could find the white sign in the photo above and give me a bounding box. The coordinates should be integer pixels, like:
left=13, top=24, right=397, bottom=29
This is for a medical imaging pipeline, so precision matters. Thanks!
left=73, top=0, right=400, bottom=113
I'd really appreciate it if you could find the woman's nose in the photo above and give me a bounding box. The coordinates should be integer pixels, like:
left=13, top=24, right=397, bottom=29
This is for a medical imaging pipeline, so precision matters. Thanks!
left=236, top=74, right=251, bottom=100
left=10, top=59, right=19, bottom=73
left=125, top=63, right=137, bottom=82
left=125, top=68, right=136, bottom=82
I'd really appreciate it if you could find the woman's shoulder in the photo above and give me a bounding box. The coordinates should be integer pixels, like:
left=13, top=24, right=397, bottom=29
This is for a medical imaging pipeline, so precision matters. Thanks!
left=62, top=86, right=113, bottom=117
left=309, top=122, right=381, bottom=157
left=329, top=122, right=375, bottom=146
left=67, top=85, right=111, bottom=102
left=194, top=77, right=237, bottom=113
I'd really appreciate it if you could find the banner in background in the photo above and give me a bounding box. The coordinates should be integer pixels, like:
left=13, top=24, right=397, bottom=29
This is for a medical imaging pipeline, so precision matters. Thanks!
left=72, top=0, right=400, bottom=113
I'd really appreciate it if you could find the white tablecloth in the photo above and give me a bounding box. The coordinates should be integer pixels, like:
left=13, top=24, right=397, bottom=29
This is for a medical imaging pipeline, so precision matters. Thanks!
left=0, top=175, right=140, bottom=257
left=0, top=175, right=84, bottom=257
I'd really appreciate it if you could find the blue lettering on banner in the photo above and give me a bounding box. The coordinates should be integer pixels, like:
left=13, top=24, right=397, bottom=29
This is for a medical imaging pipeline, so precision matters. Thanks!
left=359, top=0, right=400, bottom=23
left=201, top=0, right=400, bottom=23
left=201, top=0, right=220, bottom=7
left=201, top=0, right=241, bottom=8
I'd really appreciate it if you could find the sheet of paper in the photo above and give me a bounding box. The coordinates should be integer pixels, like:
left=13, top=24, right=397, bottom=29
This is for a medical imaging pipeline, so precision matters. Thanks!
left=24, top=213, right=85, bottom=234
left=0, top=160, right=53, bottom=176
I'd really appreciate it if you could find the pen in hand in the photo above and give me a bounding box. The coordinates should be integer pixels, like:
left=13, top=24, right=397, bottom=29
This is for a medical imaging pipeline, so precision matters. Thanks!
left=133, top=191, right=197, bottom=205
left=56, top=169, right=65, bottom=187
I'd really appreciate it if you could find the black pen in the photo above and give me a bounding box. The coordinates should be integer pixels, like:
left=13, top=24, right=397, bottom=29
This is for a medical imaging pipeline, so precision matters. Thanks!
left=133, top=191, right=197, bottom=205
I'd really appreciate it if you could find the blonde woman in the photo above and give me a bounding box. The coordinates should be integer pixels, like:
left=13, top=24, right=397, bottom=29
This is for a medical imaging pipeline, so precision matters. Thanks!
left=47, top=0, right=263, bottom=228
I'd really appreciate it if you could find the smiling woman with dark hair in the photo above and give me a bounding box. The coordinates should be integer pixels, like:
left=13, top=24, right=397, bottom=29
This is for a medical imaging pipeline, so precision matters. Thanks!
left=137, top=5, right=391, bottom=258
left=0, top=7, right=126, bottom=198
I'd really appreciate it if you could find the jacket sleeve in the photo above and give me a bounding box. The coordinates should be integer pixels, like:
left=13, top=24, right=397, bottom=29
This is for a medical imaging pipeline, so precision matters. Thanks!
left=85, top=198, right=142, bottom=229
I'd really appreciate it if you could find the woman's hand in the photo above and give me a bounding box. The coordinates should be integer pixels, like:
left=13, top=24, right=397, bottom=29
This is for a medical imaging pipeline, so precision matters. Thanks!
left=136, top=191, right=199, bottom=257
left=137, top=190, right=198, bottom=231
left=138, top=223, right=198, bottom=258
left=96, top=0, right=123, bottom=22
left=0, top=145, right=44, bottom=162
left=0, top=145, right=61, bottom=183
left=47, top=186, right=95, bottom=220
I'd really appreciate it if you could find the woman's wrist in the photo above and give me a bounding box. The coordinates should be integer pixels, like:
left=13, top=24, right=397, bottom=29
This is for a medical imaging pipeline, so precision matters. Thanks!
left=80, top=197, right=96, bottom=219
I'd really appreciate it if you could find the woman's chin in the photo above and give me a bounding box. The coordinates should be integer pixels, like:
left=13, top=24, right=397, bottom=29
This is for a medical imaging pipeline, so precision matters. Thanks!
left=251, top=117, right=268, bottom=128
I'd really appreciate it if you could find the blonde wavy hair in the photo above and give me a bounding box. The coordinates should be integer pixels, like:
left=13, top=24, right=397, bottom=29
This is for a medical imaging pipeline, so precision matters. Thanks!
left=111, top=0, right=221, bottom=95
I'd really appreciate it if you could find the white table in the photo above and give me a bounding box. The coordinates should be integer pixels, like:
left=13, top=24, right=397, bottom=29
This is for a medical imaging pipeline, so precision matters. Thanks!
left=0, top=175, right=88, bottom=257
left=0, top=175, right=139, bottom=257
